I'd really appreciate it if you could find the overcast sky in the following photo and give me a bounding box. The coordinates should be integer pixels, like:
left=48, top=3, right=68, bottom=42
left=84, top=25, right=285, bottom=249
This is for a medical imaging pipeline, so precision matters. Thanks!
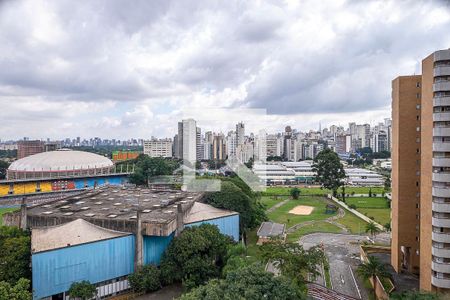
left=1, top=0, right=450, bottom=140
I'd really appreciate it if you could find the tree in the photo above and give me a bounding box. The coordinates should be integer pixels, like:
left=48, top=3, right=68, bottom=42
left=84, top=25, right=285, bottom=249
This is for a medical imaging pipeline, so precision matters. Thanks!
left=203, top=181, right=267, bottom=234
left=128, top=265, right=161, bottom=293
left=384, top=177, right=391, bottom=191
left=260, top=239, right=324, bottom=289
left=0, top=161, right=9, bottom=180
left=68, top=280, right=96, bottom=300
left=244, top=157, right=254, bottom=169
left=129, top=156, right=179, bottom=185
left=160, top=224, right=232, bottom=289
left=365, top=222, right=381, bottom=238
left=179, top=264, right=301, bottom=300
left=290, top=187, right=301, bottom=200
left=357, top=256, right=390, bottom=300
left=0, top=226, right=31, bottom=284
left=368, top=188, right=372, bottom=197
left=312, top=149, right=346, bottom=196
left=384, top=223, right=391, bottom=232
left=0, top=278, right=32, bottom=300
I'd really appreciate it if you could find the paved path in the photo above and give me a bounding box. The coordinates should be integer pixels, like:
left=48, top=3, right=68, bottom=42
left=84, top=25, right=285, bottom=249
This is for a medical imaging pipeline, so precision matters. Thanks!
left=266, top=198, right=290, bottom=213
left=299, top=233, right=390, bottom=300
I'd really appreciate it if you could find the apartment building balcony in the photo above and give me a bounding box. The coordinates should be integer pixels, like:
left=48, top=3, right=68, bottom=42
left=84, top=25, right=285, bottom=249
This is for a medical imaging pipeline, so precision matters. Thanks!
left=432, top=275, right=450, bottom=289
left=433, top=143, right=450, bottom=152
left=433, top=82, right=450, bottom=92
left=433, top=246, right=450, bottom=258
left=434, top=113, right=450, bottom=122
left=435, top=50, right=450, bottom=62
left=433, top=158, right=450, bottom=167
left=432, top=217, right=450, bottom=227
left=433, top=173, right=450, bottom=182
left=433, top=201, right=450, bottom=213
left=435, top=66, right=450, bottom=77
left=434, top=127, right=450, bottom=136
left=433, top=187, right=450, bottom=198
left=432, top=261, right=450, bottom=274
left=432, top=231, right=450, bottom=243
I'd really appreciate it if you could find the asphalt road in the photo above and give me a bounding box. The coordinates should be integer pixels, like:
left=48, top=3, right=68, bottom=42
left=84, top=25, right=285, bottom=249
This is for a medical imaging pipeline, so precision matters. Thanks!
left=299, top=232, right=390, bottom=300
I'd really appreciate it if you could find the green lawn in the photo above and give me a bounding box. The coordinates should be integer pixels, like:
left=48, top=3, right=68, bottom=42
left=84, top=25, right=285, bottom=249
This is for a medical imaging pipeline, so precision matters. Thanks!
left=345, top=197, right=390, bottom=209
left=337, top=210, right=367, bottom=234
left=260, top=195, right=288, bottom=210
left=262, top=186, right=389, bottom=197
left=268, top=197, right=336, bottom=225
left=286, top=222, right=343, bottom=242
left=0, top=207, right=18, bottom=225
left=358, top=208, right=391, bottom=226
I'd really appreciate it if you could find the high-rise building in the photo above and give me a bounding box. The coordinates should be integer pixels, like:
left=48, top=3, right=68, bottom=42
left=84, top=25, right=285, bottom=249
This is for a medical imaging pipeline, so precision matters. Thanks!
left=17, top=140, right=45, bottom=159
left=176, top=119, right=197, bottom=163
left=212, top=134, right=226, bottom=160
left=391, top=75, right=422, bottom=277
left=196, top=127, right=202, bottom=161
left=392, top=49, right=450, bottom=292
left=236, top=122, right=245, bottom=146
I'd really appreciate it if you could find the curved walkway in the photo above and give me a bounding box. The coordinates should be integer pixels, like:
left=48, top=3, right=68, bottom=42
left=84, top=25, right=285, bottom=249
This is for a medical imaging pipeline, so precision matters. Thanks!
left=286, top=208, right=349, bottom=234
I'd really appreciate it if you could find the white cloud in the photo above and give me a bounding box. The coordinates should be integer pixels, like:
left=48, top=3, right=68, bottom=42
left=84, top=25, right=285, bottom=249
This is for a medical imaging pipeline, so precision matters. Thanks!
left=0, top=0, right=449, bottom=139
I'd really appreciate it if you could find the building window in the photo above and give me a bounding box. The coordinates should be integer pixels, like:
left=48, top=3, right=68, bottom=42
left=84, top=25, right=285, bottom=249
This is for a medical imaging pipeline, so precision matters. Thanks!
left=416, top=104, right=421, bottom=109
left=416, top=127, right=420, bottom=132
left=417, top=82, right=421, bottom=88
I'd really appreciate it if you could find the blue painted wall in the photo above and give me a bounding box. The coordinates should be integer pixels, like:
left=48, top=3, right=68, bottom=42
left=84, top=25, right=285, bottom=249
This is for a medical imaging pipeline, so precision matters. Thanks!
left=32, top=235, right=135, bottom=300
left=143, top=233, right=174, bottom=265
left=185, top=214, right=240, bottom=242
left=73, top=175, right=127, bottom=189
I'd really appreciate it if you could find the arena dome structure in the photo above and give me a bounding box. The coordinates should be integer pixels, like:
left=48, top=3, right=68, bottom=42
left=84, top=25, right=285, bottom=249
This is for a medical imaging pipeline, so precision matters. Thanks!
left=7, top=149, right=114, bottom=180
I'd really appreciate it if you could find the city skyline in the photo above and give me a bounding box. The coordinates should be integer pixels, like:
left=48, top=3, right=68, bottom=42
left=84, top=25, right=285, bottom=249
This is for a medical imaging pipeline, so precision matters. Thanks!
left=0, top=1, right=450, bottom=139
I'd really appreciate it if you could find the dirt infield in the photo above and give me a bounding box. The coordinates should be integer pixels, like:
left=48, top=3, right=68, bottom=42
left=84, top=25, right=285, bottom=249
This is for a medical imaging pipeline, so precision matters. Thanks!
left=289, top=205, right=314, bottom=215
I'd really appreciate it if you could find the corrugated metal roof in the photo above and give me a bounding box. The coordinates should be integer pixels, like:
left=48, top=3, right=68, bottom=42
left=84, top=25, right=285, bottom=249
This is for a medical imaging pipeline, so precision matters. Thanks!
left=257, top=221, right=285, bottom=238
left=31, top=218, right=130, bottom=253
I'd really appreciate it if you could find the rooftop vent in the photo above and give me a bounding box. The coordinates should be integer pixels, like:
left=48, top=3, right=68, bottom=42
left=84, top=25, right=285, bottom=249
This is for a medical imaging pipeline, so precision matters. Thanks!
left=42, top=211, right=53, bottom=215
left=113, top=203, right=121, bottom=206
left=108, top=197, right=115, bottom=201
left=42, top=204, right=52, bottom=208
left=187, top=196, right=193, bottom=199
left=75, top=201, right=85, bottom=205
left=94, top=201, right=103, bottom=205
left=107, top=214, right=117, bottom=218
left=101, top=207, right=110, bottom=211
left=80, top=207, right=90, bottom=211
left=143, top=209, right=151, bottom=213
left=130, top=216, right=137, bottom=219
left=153, top=204, right=161, bottom=208
left=63, top=212, right=74, bottom=216
left=164, top=210, right=174, bottom=214
left=84, top=213, right=95, bottom=217
left=60, top=205, right=71, bottom=209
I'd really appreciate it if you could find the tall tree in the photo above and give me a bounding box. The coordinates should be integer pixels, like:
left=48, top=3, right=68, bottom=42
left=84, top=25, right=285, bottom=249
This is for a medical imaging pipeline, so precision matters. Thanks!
left=160, top=224, right=232, bottom=289
left=128, top=265, right=161, bottom=293
left=357, top=256, right=390, bottom=300
left=0, top=226, right=31, bottom=284
left=365, top=222, right=381, bottom=238
left=260, top=239, right=324, bottom=289
left=129, top=156, right=179, bottom=185
left=0, top=161, right=9, bottom=179
left=290, top=187, right=301, bottom=200
left=179, top=264, right=301, bottom=300
left=312, top=149, right=346, bottom=196
left=390, top=291, right=438, bottom=300
left=0, top=278, right=32, bottom=300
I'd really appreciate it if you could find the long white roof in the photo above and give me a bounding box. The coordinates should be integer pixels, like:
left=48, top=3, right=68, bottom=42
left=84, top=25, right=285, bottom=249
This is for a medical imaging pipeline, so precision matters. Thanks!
left=8, top=149, right=113, bottom=172
left=31, top=218, right=129, bottom=253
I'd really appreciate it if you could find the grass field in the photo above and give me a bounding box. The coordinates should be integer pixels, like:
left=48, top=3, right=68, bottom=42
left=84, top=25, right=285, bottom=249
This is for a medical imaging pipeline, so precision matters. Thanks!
left=268, top=196, right=336, bottom=225
left=262, top=186, right=388, bottom=196
left=345, top=197, right=390, bottom=209
left=260, top=195, right=288, bottom=210
left=0, top=207, right=18, bottom=225
left=286, top=222, right=343, bottom=242
left=358, top=208, right=391, bottom=225
left=336, top=210, right=366, bottom=234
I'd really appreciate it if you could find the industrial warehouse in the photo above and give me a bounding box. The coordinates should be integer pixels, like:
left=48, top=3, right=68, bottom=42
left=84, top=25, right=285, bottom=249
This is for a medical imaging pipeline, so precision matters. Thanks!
left=5, top=186, right=239, bottom=299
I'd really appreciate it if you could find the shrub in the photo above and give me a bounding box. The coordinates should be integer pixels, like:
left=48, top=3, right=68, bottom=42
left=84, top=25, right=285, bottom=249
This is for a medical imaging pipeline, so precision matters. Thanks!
left=349, top=204, right=357, bottom=209
left=128, top=265, right=162, bottom=293
left=68, top=281, right=96, bottom=300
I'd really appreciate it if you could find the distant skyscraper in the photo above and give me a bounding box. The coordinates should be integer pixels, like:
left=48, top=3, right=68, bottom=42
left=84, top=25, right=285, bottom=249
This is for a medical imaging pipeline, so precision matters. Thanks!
left=236, top=122, right=245, bottom=146
left=177, top=119, right=197, bottom=163
left=17, top=140, right=45, bottom=159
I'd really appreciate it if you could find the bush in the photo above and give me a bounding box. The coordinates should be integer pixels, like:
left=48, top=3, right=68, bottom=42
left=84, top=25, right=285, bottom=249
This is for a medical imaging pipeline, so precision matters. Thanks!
left=128, top=265, right=162, bottom=293
left=68, top=281, right=96, bottom=300
left=349, top=204, right=357, bottom=209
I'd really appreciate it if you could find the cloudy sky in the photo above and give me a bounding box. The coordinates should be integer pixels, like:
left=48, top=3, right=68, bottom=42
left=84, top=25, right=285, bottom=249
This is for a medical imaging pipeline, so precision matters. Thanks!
left=1, top=0, right=450, bottom=140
